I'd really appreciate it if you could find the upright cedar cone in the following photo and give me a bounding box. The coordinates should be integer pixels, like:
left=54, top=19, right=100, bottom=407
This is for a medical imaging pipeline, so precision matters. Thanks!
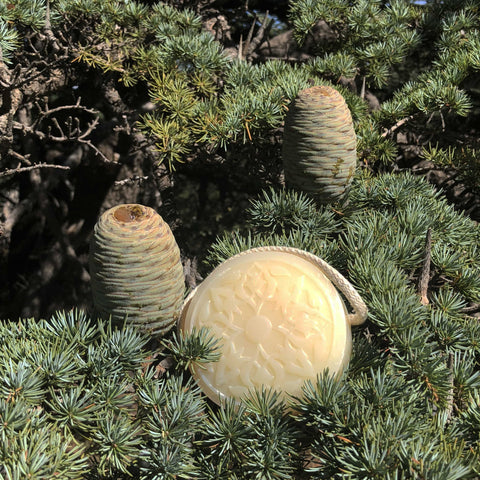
left=282, top=85, right=357, bottom=203
left=89, top=204, right=185, bottom=336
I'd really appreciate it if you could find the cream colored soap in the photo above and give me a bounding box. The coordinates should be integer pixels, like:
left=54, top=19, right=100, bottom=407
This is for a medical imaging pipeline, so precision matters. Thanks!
left=181, top=249, right=359, bottom=404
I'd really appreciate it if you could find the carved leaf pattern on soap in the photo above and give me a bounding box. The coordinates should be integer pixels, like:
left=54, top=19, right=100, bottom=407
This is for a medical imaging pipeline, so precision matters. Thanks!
left=196, top=260, right=338, bottom=399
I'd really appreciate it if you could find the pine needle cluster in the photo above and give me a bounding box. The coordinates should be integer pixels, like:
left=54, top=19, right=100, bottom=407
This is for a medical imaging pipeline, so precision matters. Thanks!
left=0, top=309, right=204, bottom=479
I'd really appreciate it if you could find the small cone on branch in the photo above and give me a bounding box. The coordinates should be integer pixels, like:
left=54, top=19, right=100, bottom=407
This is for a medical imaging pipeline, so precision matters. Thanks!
left=89, top=204, right=185, bottom=337
left=282, top=85, right=357, bottom=203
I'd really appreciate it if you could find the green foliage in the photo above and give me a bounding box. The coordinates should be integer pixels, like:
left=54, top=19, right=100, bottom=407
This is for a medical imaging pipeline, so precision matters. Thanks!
left=421, top=144, right=480, bottom=194
left=289, top=0, right=422, bottom=88
left=1, top=218, right=480, bottom=479
left=0, top=18, right=20, bottom=64
left=206, top=188, right=343, bottom=268
left=3, top=1, right=480, bottom=478
left=162, top=327, right=222, bottom=371
left=0, top=310, right=302, bottom=479
left=137, top=57, right=319, bottom=165
left=0, top=309, right=208, bottom=479
left=195, top=388, right=300, bottom=480
left=43, top=0, right=312, bottom=167
left=248, top=187, right=341, bottom=237
left=289, top=0, right=480, bottom=167
left=0, top=0, right=46, bottom=31
left=206, top=171, right=480, bottom=477
left=5, top=0, right=479, bottom=175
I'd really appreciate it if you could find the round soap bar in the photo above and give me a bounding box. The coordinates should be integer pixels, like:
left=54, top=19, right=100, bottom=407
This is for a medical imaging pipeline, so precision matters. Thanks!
left=180, top=249, right=352, bottom=404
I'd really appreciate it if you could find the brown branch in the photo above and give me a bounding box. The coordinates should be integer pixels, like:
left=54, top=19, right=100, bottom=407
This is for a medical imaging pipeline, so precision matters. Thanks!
left=418, top=228, right=432, bottom=305
left=40, top=0, right=61, bottom=53
left=0, top=163, right=70, bottom=178
left=13, top=115, right=118, bottom=165
left=44, top=0, right=53, bottom=35
left=14, top=98, right=99, bottom=139
left=77, top=137, right=119, bottom=164
left=8, top=150, right=32, bottom=165
left=11, top=56, right=70, bottom=92
left=155, top=357, right=175, bottom=378
left=381, top=114, right=416, bottom=138
left=246, top=11, right=271, bottom=60
left=77, top=116, right=99, bottom=140
left=238, top=34, right=243, bottom=60
left=360, top=76, right=366, bottom=100
left=31, top=97, right=97, bottom=128
left=243, top=12, right=257, bottom=60
left=183, top=257, right=202, bottom=290
left=0, top=61, right=23, bottom=158
left=461, top=303, right=480, bottom=314
left=51, top=116, right=65, bottom=138
left=40, top=98, right=92, bottom=116
left=115, top=175, right=149, bottom=186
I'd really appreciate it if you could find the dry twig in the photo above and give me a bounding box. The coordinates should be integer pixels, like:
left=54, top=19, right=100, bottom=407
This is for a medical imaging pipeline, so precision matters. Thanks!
left=115, top=175, right=149, bottom=186
left=0, top=163, right=70, bottom=178
left=382, top=114, right=416, bottom=138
